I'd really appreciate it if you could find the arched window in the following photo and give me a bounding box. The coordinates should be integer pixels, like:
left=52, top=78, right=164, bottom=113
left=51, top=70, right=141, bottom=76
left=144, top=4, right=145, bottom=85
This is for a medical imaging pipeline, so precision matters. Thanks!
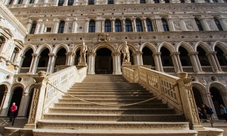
left=58, top=0, right=64, bottom=6
left=29, top=0, right=34, bottom=3
left=164, top=0, right=170, bottom=3
left=154, top=0, right=159, bottom=3
left=180, top=0, right=185, bottom=3
left=136, top=19, right=143, bottom=32
left=10, top=48, right=19, bottom=63
left=162, top=18, right=169, bottom=31
left=195, top=18, right=203, bottom=31
left=30, top=22, right=36, bottom=34
left=125, top=19, right=133, bottom=32
left=115, top=19, right=122, bottom=32
left=108, top=0, right=114, bottom=4
left=88, top=0, right=94, bottom=5
left=18, top=0, right=23, bottom=4
left=58, top=21, right=65, bottom=33
left=214, top=18, right=223, bottom=31
left=89, top=20, right=95, bottom=32
left=146, top=19, right=153, bottom=32
left=140, top=0, right=146, bottom=3
left=68, top=0, right=74, bottom=5
left=105, top=20, right=111, bottom=32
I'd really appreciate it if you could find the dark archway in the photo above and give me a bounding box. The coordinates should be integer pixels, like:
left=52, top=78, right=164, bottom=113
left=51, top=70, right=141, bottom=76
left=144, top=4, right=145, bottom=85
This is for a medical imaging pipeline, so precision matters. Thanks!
left=142, top=47, right=155, bottom=67
left=55, top=48, right=67, bottom=66
left=8, top=87, right=23, bottom=116
left=95, top=48, right=113, bottom=74
left=74, top=50, right=80, bottom=65
left=215, top=46, right=227, bottom=66
left=37, top=48, right=50, bottom=72
left=210, top=87, right=224, bottom=118
left=0, top=85, right=6, bottom=107
left=21, top=48, right=33, bottom=73
left=192, top=87, right=203, bottom=108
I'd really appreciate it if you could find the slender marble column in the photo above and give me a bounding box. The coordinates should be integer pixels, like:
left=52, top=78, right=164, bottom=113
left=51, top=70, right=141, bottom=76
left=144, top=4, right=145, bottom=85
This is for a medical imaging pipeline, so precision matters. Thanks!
left=142, top=17, right=147, bottom=32
left=53, top=18, right=60, bottom=33
left=29, top=53, right=40, bottom=74
left=153, top=52, right=163, bottom=71
left=72, top=18, right=78, bottom=33
left=188, top=52, right=202, bottom=73
left=206, top=51, right=220, bottom=72
left=87, top=52, right=96, bottom=74
left=34, top=19, right=43, bottom=34
left=46, top=53, right=56, bottom=74
left=170, top=52, right=183, bottom=73
left=112, top=52, right=122, bottom=75
left=133, top=51, right=143, bottom=65
left=65, top=52, right=75, bottom=65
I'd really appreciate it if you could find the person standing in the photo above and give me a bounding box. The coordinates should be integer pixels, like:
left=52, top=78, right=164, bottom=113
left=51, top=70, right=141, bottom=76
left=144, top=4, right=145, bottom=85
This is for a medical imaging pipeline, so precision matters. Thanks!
left=9, top=102, right=17, bottom=122
left=202, top=104, right=214, bottom=127
left=220, top=104, right=227, bottom=123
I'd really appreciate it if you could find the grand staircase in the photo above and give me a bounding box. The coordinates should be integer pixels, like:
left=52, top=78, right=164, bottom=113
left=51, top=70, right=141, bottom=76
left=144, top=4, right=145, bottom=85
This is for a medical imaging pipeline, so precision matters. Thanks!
left=33, top=75, right=197, bottom=136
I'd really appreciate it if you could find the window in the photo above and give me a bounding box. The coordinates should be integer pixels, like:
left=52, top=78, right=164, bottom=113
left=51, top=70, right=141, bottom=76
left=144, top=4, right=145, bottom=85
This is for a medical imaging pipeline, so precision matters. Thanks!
left=18, top=0, right=23, bottom=4
left=213, top=0, right=218, bottom=2
left=30, top=22, right=36, bottom=34
left=125, top=19, right=133, bottom=32
left=46, top=27, right=51, bottom=32
left=105, top=20, right=111, bottom=32
left=180, top=0, right=185, bottom=3
left=8, top=0, right=13, bottom=4
left=162, top=19, right=169, bottom=31
left=195, top=18, right=203, bottom=31
left=10, top=48, right=19, bottom=63
left=108, top=0, right=114, bottom=4
left=58, top=21, right=65, bottom=33
left=136, top=19, right=143, bottom=32
left=0, top=37, right=5, bottom=46
left=68, top=0, right=74, bottom=5
left=146, top=19, right=153, bottom=32
left=191, top=0, right=195, bottom=2
left=89, top=20, right=95, bottom=32
left=214, top=18, right=223, bottom=31
left=140, top=0, right=146, bottom=3
left=115, top=19, right=122, bottom=32
left=88, top=0, right=94, bottom=5
left=204, top=0, right=210, bottom=3
left=58, top=0, right=64, bottom=6
left=29, top=0, right=34, bottom=3
left=154, top=0, right=159, bottom=3
left=164, top=0, right=170, bottom=3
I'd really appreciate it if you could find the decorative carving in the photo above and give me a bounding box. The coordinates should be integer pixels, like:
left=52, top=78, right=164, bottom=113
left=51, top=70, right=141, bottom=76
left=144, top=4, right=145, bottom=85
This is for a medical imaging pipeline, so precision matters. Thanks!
left=97, top=33, right=109, bottom=42
left=173, top=21, right=181, bottom=31
left=185, top=21, right=194, bottom=31
left=28, top=88, right=39, bottom=123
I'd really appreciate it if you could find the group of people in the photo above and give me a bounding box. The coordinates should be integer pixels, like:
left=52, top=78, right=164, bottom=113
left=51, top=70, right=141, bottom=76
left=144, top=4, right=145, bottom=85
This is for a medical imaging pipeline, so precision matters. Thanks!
left=198, top=104, right=227, bottom=127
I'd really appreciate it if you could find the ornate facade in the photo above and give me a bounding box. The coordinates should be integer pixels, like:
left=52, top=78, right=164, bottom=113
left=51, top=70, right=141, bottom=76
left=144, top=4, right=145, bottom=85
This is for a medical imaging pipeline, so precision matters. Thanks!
left=0, top=0, right=227, bottom=125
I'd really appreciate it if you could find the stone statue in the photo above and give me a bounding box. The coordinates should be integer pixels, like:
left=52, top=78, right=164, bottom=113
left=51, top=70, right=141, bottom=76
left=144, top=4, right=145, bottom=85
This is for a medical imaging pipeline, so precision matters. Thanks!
left=79, top=41, right=87, bottom=63
left=121, top=41, right=130, bottom=63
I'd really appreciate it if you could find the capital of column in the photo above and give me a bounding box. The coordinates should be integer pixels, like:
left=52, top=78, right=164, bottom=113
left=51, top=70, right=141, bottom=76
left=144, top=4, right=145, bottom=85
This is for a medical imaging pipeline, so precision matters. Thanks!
left=206, top=51, right=216, bottom=56
left=132, top=51, right=143, bottom=56
left=48, top=53, right=56, bottom=57
left=188, top=52, right=198, bottom=56
left=152, top=52, right=161, bottom=56
left=87, top=52, right=96, bottom=56
left=65, top=52, right=75, bottom=56
left=112, top=52, right=121, bottom=56
left=170, top=52, right=180, bottom=56
left=32, top=53, right=39, bottom=57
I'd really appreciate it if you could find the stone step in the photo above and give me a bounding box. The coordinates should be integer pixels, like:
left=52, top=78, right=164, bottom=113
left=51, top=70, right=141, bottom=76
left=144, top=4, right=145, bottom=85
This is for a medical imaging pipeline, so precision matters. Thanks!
left=67, top=89, right=148, bottom=92
left=54, top=103, right=168, bottom=108
left=48, top=107, right=176, bottom=114
left=58, top=98, right=161, bottom=103
left=37, top=120, right=189, bottom=130
left=33, top=129, right=197, bottom=136
left=62, top=94, right=154, bottom=98
left=66, top=91, right=152, bottom=95
left=61, top=95, right=155, bottom=100
left=42, top=113, right=185, bottom=121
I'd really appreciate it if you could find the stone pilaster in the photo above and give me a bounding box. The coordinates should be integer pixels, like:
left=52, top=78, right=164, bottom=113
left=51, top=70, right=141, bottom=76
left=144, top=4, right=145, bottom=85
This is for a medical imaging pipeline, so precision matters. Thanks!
left=112, top=52, right=122, bottom=75
left=87, top=52, right=96, bottom=74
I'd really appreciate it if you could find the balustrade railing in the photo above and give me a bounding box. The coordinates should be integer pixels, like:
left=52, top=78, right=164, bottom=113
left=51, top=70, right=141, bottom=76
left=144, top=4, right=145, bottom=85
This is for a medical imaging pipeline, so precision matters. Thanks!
left=182, top=66, right=194, bottom=72
left=122, top=66, right=202, bottom=129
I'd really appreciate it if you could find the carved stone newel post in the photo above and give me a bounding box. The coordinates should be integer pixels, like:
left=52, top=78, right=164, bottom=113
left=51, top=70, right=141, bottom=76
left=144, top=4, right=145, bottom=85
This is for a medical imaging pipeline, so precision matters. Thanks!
left=177, top=72, right=204, bottom=130
left=24, top=71, right=47, bottom=129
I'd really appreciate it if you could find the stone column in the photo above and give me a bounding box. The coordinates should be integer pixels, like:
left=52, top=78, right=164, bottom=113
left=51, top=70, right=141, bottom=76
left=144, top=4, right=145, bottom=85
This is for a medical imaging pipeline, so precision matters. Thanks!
left=17, top=92, right=31, bottom=117
left=29, top=53, right=40, bottom=74
left=63, top=0, right=68, bottom=6
left=133, top=51, right=143, bottom=65
left=218, top=18, right=227, bottom=31
left=72, top=18, right=78, bottom=33
left=39, top=23, right=45, bottom=34
left=46, top=53, right=56, bottom=74
left=153, top=52, right=163, bottom=71
left=27, top=19, right=33, bottom=34
left=111, top=18, right=115, bottom=32
left=170, top=52, right=183, bottom=73
left=112, top=52, right=122, bottom=75
left=142, top=17, right=147, bottom=32
left=101, top=19, right=105, bottom=32
left=167, top=18, right=175, bottom=31
left=132, top=17, right=136, bottom=32
left=85, top=19, right=89, bottom=32
left=200, top=16, right=211, bottom=31
left=64, top=18, right=70, bottom=33
left=0, top=91, right=11, bottom=116
left=87, top=52, right=96, bottom=74
left=206, top=51, right=221, bottom=72
left=34, top=19, right=42, bottom=34
left=65, top=52, right=75, bottom=65
left=122, top=18, right=126, bottom=32
left=53, top=18, right=60, bottom=33
left=154, top=15, right=163, bottom=31
left=188, top=52, right=202, bottom=73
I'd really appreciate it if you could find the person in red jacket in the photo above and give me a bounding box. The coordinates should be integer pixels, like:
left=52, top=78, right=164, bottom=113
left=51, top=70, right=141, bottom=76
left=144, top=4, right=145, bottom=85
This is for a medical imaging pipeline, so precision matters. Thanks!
left=9, top=102, right=17, bottom=122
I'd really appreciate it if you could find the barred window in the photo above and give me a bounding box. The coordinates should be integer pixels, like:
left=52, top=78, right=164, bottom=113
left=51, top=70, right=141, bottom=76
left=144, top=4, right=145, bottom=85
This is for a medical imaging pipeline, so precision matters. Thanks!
left=136, top=19, right=143, bottom=32
left=58, top=0, right=64, bottom=6
left=108, top=0, right=114, bottom=4
left=105, top=20, right=111, bottom=32
left=162, top=19, right=169, bottom=31
left=115, top=19, right=122, bottom=32
left=89, top=20, right=95, bottom=32
left=214, top=18, right=223, bottom=31
left=68, top=0, right=74, bottom=5
left=125, top=19, right=133, bottom=32
left=195, top=18, right=203, bottom=31
left=140, top=0, right=146, bottom=3
left=58, top=21, right=65, bottom=33
left=30, top=22, right=36, bottom=34
left=88, top=0, right=94, bottom=5
left=146, top=19, right=153, bottom=32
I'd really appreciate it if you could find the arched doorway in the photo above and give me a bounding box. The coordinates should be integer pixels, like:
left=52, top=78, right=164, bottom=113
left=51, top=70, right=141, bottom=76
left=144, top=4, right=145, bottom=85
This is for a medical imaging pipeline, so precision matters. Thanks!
left=8, top=87, right=23, bottom=117
left=0, top=85, right=6, bottom=107
left=210, top=87, right=224, bottom=118
left=95, top=48, right=113, bottom=74
left=192, top=87, right=203, bottom=108
left=142, top=47, right=155, bottom=67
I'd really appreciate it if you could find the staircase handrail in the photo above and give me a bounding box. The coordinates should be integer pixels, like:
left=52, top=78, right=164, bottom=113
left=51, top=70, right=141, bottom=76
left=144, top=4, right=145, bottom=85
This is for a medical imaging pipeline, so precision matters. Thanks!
left=122, top=66, right=203, bottom=130
left=24, top=66, right=87, bottom=129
